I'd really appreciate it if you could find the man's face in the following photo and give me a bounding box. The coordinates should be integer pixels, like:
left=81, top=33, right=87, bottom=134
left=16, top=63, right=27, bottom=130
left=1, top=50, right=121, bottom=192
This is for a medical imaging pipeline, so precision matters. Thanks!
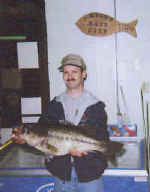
left=63, top=65, right=86, bottom=90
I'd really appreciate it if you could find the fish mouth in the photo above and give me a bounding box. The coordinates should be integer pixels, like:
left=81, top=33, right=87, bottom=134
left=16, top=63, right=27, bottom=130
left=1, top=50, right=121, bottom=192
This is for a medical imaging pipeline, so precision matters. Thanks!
left=47, top=144, right=58, bottom=153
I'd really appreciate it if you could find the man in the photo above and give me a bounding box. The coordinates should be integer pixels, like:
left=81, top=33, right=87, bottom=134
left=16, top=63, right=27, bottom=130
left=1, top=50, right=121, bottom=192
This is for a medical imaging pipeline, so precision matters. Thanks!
left=12, top=54, right=109, bottom=192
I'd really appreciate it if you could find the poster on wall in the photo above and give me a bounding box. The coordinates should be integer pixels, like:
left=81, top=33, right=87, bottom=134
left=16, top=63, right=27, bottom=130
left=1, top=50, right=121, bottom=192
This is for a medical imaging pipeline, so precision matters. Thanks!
left=17, top=42, right=39, bottom=69
left=21, top=97, right=41, bottom=123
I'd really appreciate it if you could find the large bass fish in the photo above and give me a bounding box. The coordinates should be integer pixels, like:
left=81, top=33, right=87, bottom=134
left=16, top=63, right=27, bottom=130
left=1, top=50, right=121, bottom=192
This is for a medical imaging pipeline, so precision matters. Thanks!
left=10, top=123, right=124, bottom=163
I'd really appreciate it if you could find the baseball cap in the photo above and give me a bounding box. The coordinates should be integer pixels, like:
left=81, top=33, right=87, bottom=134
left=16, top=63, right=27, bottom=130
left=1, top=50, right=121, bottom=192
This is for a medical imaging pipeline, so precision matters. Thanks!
left=58, top=54, right=86, bottom=72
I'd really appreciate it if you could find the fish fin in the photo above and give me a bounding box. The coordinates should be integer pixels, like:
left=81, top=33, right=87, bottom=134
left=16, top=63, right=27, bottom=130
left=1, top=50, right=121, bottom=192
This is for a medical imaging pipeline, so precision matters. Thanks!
left=47, top=144, right=58, bottom=154
left=128, top=19, right=138, bottom=37
left=104, top=141, right=125, bottom=166
left=77, top=124, right=97, bottom=138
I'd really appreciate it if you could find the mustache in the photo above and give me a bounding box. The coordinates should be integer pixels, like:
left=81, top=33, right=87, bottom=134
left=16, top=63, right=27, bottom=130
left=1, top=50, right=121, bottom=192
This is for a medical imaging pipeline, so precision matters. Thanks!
left=66, top=78, right=75, bottom=81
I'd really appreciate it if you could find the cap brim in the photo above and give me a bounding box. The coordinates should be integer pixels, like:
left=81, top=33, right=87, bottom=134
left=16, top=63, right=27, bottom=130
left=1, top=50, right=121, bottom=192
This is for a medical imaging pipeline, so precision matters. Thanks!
left=58, top=64, right=84, bottom=72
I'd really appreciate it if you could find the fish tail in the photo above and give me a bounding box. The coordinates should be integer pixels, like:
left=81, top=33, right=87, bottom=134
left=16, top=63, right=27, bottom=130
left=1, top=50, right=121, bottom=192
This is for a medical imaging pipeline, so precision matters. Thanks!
left=104, top=141, right=125, bottom=166
left=128, top=19, right=138, bottom=37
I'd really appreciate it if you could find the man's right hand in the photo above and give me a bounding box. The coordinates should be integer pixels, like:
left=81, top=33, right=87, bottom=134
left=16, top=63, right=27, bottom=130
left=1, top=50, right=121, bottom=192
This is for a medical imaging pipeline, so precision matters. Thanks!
left=11, top=125, right=26, bottom=144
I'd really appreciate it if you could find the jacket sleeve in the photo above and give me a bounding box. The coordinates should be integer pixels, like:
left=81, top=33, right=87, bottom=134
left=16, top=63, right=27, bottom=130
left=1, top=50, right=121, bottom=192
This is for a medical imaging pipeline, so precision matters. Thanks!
left=38, top=98, right=65, bottom=125
left=85, top=101, right=109, bottom=141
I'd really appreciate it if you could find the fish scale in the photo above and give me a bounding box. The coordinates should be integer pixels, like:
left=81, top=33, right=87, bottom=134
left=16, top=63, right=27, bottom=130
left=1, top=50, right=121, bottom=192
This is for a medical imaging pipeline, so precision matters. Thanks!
left=48, top=129, right=102, bottom=146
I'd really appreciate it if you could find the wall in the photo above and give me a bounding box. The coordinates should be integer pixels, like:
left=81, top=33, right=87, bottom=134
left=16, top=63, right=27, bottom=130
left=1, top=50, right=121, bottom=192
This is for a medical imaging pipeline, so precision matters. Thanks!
left=45, top=0, right=150, bottom=137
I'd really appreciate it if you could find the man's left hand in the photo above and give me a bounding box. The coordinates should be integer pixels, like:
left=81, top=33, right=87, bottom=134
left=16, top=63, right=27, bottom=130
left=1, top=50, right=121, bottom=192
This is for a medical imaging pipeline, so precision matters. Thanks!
left=69, top=149, right=88, bottom=157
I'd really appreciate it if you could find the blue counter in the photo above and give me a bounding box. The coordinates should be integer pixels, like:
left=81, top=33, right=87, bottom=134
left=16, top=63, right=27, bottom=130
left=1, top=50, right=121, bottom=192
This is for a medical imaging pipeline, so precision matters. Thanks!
left=0, top=171, right=149, bottom=192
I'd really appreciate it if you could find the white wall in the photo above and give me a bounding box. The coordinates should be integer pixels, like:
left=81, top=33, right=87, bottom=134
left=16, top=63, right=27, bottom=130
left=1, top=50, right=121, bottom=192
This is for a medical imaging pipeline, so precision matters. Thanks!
left=45, top=0, right=150, bottom=137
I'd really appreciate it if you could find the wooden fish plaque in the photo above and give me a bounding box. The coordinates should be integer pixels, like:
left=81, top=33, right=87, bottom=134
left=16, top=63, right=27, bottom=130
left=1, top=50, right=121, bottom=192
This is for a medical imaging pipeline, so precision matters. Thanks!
left=76, top=12, right=138, bottom=37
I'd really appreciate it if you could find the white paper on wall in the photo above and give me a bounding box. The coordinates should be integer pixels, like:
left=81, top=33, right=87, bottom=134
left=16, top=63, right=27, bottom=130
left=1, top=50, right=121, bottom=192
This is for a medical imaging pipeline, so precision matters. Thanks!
left=22, top=117, right=40, bottom=123
left=17, top=42, right=39, bottom=69
left=21, top=97, right=41, bottom=114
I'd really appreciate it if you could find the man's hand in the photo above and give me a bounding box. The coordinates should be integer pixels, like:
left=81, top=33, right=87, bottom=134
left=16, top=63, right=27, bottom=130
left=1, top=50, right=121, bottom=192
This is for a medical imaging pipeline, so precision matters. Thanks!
left=68, top=149, right=88, bottom=157
left=11, top=125, right=26, bottom=144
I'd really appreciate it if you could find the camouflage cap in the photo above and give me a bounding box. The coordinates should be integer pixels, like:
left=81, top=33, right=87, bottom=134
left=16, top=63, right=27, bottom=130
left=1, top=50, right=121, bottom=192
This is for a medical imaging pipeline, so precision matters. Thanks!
left=58, top=54, right=86, bottom=72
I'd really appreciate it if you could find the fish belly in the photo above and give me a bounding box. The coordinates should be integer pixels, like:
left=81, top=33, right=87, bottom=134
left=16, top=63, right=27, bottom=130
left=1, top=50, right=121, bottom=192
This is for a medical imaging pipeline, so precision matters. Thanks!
left=48, top=137, right=72, bottom=156
left=71, top=142, right=99, bottom=153
left=47, top=135, right=100, bottom=155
